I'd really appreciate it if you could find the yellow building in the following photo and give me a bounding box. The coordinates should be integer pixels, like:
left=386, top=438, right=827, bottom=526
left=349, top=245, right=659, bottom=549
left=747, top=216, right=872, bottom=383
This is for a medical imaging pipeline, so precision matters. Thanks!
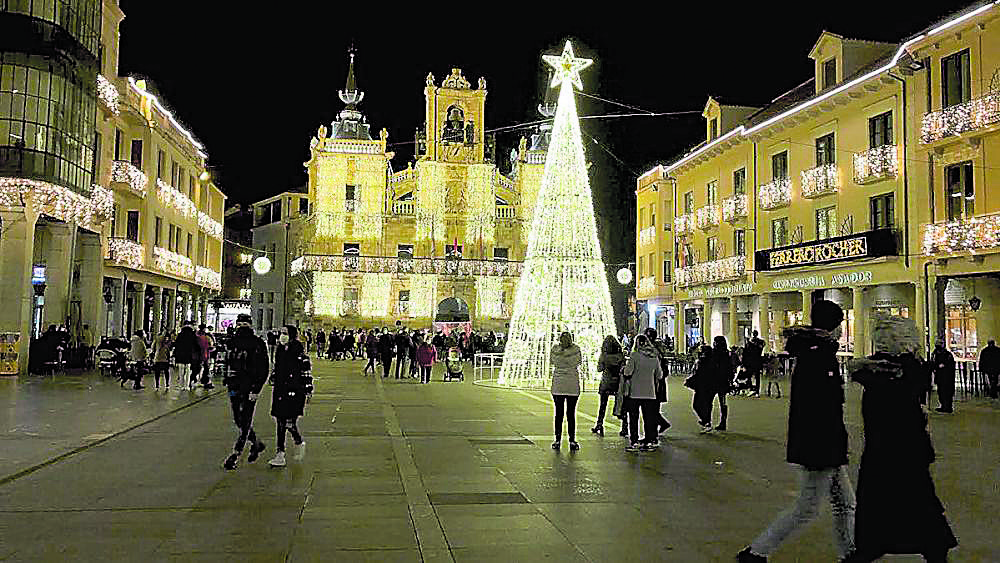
left=637, top=3, right=1000, bottom=360
left=293, top=53, right=544, bottom=330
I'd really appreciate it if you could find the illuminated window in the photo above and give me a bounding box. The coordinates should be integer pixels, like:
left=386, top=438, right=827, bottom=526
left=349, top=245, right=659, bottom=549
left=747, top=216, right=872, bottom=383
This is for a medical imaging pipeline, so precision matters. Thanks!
left=816, top=206, right=837, bottom=240
left=707, top=181, right=718, bottom=206
left=946, top=161, right=974, bottom=221
left=771, top=217, right=788, bottom=247
left=815, top=133, right=835, bottom=166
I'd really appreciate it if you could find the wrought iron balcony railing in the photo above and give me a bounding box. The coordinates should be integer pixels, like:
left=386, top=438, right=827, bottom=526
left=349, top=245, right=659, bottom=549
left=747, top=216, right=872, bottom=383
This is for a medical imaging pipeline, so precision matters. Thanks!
left=105, top=237, right=145, bottom=269
left=853, top=145, right=898, bottom=185
left=696, top=204, right=721, bottom=229
left=800, top=164, right=839, bottom=198
left=758, top=178, right=791, bottom=210
left=722, top=194, right=748, bottom=222
left=674, top=256, right=746, bottom=287
left=921, top=92, right=1000, bottom=144
left=110, top=160, right=147, bottom=197
left=922, top=212, right=1000, bottom=255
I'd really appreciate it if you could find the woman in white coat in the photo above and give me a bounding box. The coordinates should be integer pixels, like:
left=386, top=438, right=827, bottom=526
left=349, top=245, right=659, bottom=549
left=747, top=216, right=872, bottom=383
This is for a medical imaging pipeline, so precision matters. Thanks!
left=550, top=331, right=582, bottom=451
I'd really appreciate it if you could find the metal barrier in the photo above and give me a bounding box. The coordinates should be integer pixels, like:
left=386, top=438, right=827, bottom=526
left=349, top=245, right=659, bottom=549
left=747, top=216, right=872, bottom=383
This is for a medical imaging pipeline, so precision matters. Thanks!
left=473, top=352, right=602, bottom=392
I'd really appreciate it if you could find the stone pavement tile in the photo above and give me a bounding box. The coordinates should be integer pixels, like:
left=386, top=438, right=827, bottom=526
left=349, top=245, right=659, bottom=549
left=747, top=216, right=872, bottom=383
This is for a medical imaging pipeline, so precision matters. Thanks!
left=450, top=543, right=586, bottom=563
left=291, top=517, right=418, bottom=550
left=438, top=514, right=570, bottom=548
left=162, top=552, right=287, bottom=562
left=577, top=540, right=693, bottom=562
left=301, top=500, right=412, bottom=520
left=287, top=547, right=421, bottom=563
left=308, top=475, right=404, bottom=497
left=432, top=503, right=540, bottom=519
left=301, top=492, right=409, bottom=509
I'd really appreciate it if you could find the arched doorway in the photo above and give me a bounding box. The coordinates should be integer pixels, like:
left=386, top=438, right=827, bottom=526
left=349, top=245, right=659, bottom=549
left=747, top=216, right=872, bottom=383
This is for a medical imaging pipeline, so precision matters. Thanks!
left=434, top=297, right=471, bottom=341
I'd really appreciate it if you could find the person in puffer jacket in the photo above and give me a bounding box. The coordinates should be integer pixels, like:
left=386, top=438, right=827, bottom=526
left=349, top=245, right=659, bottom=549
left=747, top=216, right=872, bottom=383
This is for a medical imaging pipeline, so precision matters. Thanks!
left=549, top=331, right=582, bottom=451
left=622, top=334, right=663, bottom=452
left=592, top=334, right=624, bottom=436
left=739, top=299, right=855, bottom=563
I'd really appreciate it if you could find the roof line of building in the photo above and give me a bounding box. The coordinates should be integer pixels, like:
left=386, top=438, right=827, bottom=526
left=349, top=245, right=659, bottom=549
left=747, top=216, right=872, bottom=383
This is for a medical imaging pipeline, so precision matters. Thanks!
left=641, top=0, right=1000, bottom=181
left=127, top=77, right=207, bottom=159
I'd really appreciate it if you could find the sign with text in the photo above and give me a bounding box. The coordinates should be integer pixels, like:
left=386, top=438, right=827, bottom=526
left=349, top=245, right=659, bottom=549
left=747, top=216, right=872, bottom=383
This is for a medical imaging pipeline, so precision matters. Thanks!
left=0, top=332, right=20, bottom=375
left=755, top=229, right=896, bottom=271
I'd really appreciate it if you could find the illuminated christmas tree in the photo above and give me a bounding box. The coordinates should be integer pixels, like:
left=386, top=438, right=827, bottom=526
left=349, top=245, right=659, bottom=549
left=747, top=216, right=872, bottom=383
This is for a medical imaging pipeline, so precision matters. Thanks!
left=499, top=41, right=617, bottom=388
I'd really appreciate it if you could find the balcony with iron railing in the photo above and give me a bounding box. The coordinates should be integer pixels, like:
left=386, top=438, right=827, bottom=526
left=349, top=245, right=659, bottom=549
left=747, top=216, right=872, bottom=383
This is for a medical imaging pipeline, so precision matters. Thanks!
left=153, top=246, right=194, bottom=278
left=853, top=145, right=898, bottom=185
left=722, top=194, right=748, bottom=222
left=696, top=204, right=721, bottom=230
left=392, top=201, right=415, bottom=215
left=198, top=211, right=223, bottom=240
left=105, top=237, right=145, bottom=269
left=921, top=92, right=1000, bottom=145
left=758, top=178, right=791, bottom=210
left=638, top=225, right=656, bottom=247
left=637, top=276, right=656, bottom=297
left=195, top=266, right=222, bottom=290
left=801, top=164, right=839, bottom=198
left=496, top=205, right=516, bottom=219
left=674, top=255, right=747, bottom=288
left=110, top=160, right=147, bottom=198
left=156, top=179, right=197, bottom=218
left=97, top=74, right=120, bottom=116
left=674, top=213, right=694, bottom=235
left=291, top=254, right=523, bottom=278
left=922, top=211, right=1000, bottom=255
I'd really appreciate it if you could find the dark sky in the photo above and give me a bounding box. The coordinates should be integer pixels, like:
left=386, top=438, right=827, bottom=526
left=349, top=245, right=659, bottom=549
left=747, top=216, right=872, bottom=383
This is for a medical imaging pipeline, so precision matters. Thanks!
left=116, top=0, right=977, bottom=267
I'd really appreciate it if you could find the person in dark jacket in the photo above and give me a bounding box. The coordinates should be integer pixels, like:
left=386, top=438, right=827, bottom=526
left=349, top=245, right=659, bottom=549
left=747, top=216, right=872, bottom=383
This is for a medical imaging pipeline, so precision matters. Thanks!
left=343, top=330, right=356, bottom=360
left=708, top=335, right=733, bottom=431
left=378, top=328, right=395, bottom=378
left=315, top=329, right=326, bottom=359
left=363, top=330, right=379, bottom=375
left=326, top=330, right=340, bottom=360
left=688, top=345, right=716, bottom=433
left=394, top=328, right=411, bottom=379
left=738, top=300, right=855, bottom=563
left=172, top=323, right=201, bottom=390
left=408, top=330, right=421, bottom=377
left=268, top=325, right=308, bottom=468
left=644, top=328, right=672, bottom=435
left=223, top=314, right=270, bottom=471
left=843, top=315, right=957, bottom=563
left=930, top=340, right=956, bottom=413
left=743, top=330, right=766, bottom=396
left=592, top=335, right=624, bottom=436
left=978, top=340, right=1000, bottom=398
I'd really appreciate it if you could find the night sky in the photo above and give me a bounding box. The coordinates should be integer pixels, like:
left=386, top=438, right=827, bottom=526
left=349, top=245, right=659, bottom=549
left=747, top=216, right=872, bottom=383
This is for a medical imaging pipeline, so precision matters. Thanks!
left=116, top=1, right=976, bottom=269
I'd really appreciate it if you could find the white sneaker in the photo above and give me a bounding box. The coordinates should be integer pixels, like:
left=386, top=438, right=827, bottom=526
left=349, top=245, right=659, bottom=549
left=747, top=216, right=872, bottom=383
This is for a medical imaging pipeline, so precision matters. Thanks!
left=293, top=442, right=306, bottom=461
left=699, top=423, right=714, bottom=434
left=269, top=451, right=286, bottom=467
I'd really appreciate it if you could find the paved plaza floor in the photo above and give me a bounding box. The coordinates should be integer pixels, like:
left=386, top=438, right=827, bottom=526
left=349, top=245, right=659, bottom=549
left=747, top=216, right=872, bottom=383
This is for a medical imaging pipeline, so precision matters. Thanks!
left=1, top=359, right=998, bottom=562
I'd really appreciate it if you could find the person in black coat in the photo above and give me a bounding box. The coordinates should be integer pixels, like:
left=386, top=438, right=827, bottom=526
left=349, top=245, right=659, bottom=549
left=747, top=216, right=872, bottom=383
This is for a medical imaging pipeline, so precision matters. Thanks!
left=394, top=328, right=411, bottom=379
left=378, top=328, right=396, bottom=378
left=315, top=329, right=326, bottom=359
left=930, top=340, right=956, bottom=413
left=592, top=334, right=624, bottom=436
left=268, top=325, right=309, bottom=467
left=739, top=300, right=855, bottom=563
left=709, top=335, right=734, bottom=431
left=845, top=316, right=957, bottom=563
left=688, top=345, right=719, bottom=433
left=222, top=314, right=270, bottom=471
left=343, top=330, right=356, bottom=360
left=743, top=330, right=766, bottom=396
left=173, top=323, right=202, bottom=390
left=978, top=340, right=1000, bottom=398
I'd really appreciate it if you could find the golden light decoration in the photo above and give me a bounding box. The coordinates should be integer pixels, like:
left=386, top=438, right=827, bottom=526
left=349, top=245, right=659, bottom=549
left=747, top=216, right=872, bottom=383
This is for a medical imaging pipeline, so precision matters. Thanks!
left=0, top=177, right=109, bottom=228
left=476, top=277, right=503, bottom=318
left=409, top=274, right=437, bottom=318
left=637, top=276, right=656, bottom=296
left=465, top=164, right=496, bottom=248
left=106, top=237, right=145, bottom=269
left=800, top=164, right=839, bottom=198
left=921, top=92, right=1000, bottom=143
left=674, top=213, right=694, bottom=235
left=853, top=144, right=898, bottom=185
left=758, top=178, right=791, bottom=210
left=97, top=74, right=120, bottom=115
left=153, top=246, right=195, bottom=278
left=198, top=211, right=223, bottom=240
left=313, top=272, right=344, bottom=316
left=359, top=273, right=392, bottom=317
left=722, top=194, right=748, bottom=222
left=253, top=256, right=272, bottom=275
left=111, top=161, right=148, bottom=197
left=542, top=40, right=593, bottom=91
left=156, top=179, right=197, bottom=217
left=195, top=266, right=221, bottom=290
left=696, top=204, right=721, bottom=229
left=616, top=267, right=633, bottom=285
left=674, top=256, right=746, bottom=287
left=922, top=212, right=1000, bottom=254
left=416, top=163, right=445, bottom=242
left=638, top=226, right=656, bottom=246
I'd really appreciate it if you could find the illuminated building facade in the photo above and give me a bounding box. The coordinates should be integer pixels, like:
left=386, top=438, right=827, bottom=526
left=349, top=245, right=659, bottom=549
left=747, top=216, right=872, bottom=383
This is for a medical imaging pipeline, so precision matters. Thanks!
left=638, top=2, right=1000, bottom=361
left=294, top=53, right=544, bottom=331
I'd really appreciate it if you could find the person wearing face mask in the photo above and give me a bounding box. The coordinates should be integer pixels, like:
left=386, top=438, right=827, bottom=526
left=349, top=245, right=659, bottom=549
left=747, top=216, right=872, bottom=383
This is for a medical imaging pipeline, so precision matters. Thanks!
left=549, top=331, right=583, bottom=451
left=738, top=300, right=856, bottom=562
left=268, top=325, right=308, bottom=467
left=222, top=313, right=271, bottom=471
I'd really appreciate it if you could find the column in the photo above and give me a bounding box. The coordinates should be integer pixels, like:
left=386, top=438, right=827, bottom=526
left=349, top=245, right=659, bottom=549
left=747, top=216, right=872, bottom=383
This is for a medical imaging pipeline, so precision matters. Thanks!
left=166, top=288, right=177, bottom=332
left=77, top=233, right=103, bottom=341
left=673, top=303, right=685, bottom=353
left=757, top=294, right=770, bottom=353
left=133, top=283, right=146, bottom=336
left=801, top=290, right=812, bottom=326
left=853, top=287, right=866, bottom=358
left=151, top=286, right=163, bottom=335
left=703, top=299, right=713, bottom=344
left=41, top=222, right=74, bottom=328
left=914, top=280, right=926, bottom=356
left=0, top=208, right=39, bottom=374
left=729, top=296, right=740, bottom=346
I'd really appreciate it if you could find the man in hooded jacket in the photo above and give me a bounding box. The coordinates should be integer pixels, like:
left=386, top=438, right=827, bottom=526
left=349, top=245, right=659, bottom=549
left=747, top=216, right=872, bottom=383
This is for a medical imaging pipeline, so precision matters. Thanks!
left=223, top=314, right=270, bottom=470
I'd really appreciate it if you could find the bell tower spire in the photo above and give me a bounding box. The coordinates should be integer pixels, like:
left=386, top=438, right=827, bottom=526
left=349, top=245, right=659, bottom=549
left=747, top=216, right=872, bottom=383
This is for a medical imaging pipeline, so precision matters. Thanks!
left=332, top=46, right=372, bottom=140
left=339, top=45, right=364, bottom=109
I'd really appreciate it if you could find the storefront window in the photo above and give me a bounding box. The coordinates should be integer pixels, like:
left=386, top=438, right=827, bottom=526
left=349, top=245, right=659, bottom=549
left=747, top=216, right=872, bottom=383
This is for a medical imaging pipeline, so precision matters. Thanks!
left=946, top=305, right=977, bottom=360
left=839, top=309, right=854, bottom=353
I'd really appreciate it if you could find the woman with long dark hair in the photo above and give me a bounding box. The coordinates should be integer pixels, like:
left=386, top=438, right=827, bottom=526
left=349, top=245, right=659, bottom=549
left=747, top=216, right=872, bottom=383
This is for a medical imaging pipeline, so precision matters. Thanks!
left=268, top=325, right=308, bottom=467
left=592, top=334, right=624, bottom=436
left=550, top=331, right=582, bottom=451
left=709, top=335, right=734, bottom=431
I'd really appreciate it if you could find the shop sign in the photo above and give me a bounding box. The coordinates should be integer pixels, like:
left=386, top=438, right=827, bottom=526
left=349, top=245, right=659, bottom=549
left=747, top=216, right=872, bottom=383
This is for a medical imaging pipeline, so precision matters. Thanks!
left=755, top=229, right=896, bottom=271
left=772, top=270, right=873, bottom=290
left=0, top=332, right=20, bottom=375
left=687, top=283, right=754, bottom=298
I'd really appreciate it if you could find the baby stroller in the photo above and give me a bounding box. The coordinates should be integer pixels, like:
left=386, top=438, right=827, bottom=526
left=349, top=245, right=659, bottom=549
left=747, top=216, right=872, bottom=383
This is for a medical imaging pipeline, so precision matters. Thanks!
left=443, top=347, right=464, bottom=382
left=95, top=338, right=129, bottom=380
left=730, top=366, right=756, bottom=396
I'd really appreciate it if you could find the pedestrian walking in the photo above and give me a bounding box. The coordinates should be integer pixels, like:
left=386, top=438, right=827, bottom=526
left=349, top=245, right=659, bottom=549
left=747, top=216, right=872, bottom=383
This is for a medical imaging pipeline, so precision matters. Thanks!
left=363, top=330, right=378, bottom=375
left=193, top=325, right=215, bottom=389
left=394, top=328, right=411, bottom=379
left=222, top=314, right=270, bottom=471
left=416, top=334, right=437, bottom=384
left=408, top=330, right=420, bottom=378
left=931, top=340, right=956, bottom=413
left=622, top=334, right=664, bottom=452
left=173, top=322, right=200, bottom=390
left=844, top=315, right=957, bottom=563
left=644, top=328, right=672, bottom=435
left=978, top=339, right=1000, bottom=398
left=378, top=328, right=395, bottom=378
left=591, top=334, right=624, bottom=436
left=344, top=330, right=356, bottom=360
left=738, top=300, right=855, bottom=562
left=304, top=329, right=313, bottom=355
left=743, top=330, right=766, bottom=396
left=707, top=335, right=733, bottom=431
left=550, top=331, right=582, bottom=451
left=151, top=330, right=173, bottom=389
left=315, top=329, right=326, bottom=359
left=128, top=330, right=147, bottom=390
left=268, top=325, right=308, bottom=468
left=686, top=345, right=716, bottom=433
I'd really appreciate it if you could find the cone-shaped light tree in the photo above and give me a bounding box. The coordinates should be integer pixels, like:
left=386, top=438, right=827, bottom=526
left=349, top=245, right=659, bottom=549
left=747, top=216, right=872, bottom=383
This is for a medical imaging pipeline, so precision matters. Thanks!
left=499, top=41, right=617, bottom=388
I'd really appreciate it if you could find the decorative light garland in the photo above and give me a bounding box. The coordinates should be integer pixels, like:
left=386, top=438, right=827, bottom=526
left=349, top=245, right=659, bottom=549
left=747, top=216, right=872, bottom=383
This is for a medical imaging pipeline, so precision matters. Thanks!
left=758, top=178, right=791, bottom=210
left=500, top=41, right=616, bottom=390
left=923, top=212, right=1000, bottom=254
left=475, top=277, right=504, bottom=318
left=106, top=237, right=145, bottom=269
left=800, top=164, right=839, bottom=198
left=638, top=225, right=656, bottom=246
left=111, top=160, right=148, bottom=197
left=695, top=204, right=721, bottom=229
left=853, top=144, right=899, bottom=184
left=195, top=266, right=221, bottom=290
left=153, top=246, right=194, bottom=278
left=392, top=201, right=415, bottom=215
left=637, top=275, right=656, bottom=296
left=127, top=77, right=207, bottom=159
left=921, top=92, right=1000, bottom=143
left=290, top=254, right=523, bottom=277
left=674, top=213, right=694, bottom=235
left=90, top=184, right=114, bottom=219
left=465, top=164, right=496, bottom=248
left=313, top=272, right=344, bottom=316
left=97, top=74, right=120, bottom=115
left=359, top=273, right=392, bottom=317
left=156, top=179, right=197, bottom=218
left=674, top=256, right=746, bottom=287
left=416, top=163, right=445, bottom=242
left=0, top=177, right=109, bottom=228
left=722, top=194, right=748, bottom=222
left=410, top=274, right=437, bottom=318
left=198, top=211, right=223, bottom=240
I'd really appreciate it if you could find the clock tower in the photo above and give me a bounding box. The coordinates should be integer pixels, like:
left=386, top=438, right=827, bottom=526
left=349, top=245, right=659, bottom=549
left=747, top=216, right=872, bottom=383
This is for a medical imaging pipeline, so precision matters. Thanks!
left=423, top=68, right=487, bottom=164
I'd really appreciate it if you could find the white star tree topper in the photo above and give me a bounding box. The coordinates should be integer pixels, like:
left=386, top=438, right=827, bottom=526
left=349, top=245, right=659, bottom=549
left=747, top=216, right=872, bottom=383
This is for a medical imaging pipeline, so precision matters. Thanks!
left=542, top=41, right=593, bottom=91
